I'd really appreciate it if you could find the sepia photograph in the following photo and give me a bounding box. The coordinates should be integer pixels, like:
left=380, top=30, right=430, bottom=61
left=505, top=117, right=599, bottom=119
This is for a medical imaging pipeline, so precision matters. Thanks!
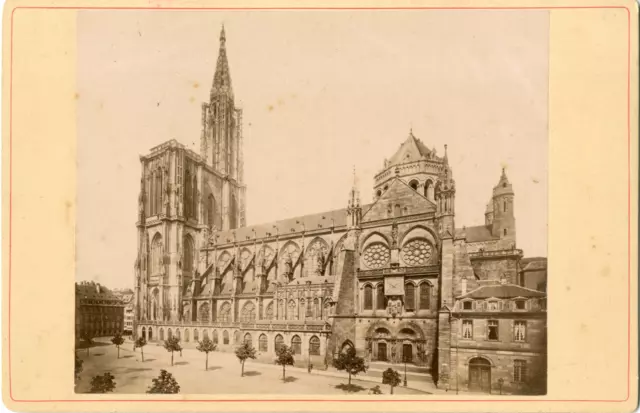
left=72, top=9, right=550, bottom=396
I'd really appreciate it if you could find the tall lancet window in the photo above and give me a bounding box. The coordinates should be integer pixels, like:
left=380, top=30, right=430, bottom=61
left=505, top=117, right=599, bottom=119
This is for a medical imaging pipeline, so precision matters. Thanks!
left=207, top=195, right=216, bottom=229
left=192, top=175, right=198, bottom=221
left=155, top=169, right=162, bottom=215
left=185, top=169, right=192, bottom=218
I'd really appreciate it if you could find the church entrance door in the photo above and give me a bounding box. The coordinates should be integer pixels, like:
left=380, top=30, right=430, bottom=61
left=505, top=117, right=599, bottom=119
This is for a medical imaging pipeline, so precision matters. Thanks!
left=378, top=342, right=387, bottom=361
left=402, top=343, right=412, bottom=363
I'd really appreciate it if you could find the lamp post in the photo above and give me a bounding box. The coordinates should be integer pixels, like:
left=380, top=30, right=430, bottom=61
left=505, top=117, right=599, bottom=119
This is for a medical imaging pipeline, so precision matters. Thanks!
left=403, top=354, right=408, bottom=387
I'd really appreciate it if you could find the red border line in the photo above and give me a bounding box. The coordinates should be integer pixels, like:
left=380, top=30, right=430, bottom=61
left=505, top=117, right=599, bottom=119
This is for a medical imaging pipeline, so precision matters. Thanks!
left=7, top=4, right=633, bottom=404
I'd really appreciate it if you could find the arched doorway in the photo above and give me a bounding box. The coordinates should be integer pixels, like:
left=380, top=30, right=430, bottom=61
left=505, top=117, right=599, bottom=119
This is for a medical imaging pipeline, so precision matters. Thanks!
left=372, top=327, right=392, bottom=361
left=148, top=327, right=153, bottom=341
left=141, top=327, right=146, bottom=341
left=398, top=328, right=417, bottom=363
left=468, top=357, right=491, bottom=393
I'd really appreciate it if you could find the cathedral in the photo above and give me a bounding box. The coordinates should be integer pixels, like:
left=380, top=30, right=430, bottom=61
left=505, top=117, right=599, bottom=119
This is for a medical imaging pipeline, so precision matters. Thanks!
left=133, top=27, right=547, bottom=395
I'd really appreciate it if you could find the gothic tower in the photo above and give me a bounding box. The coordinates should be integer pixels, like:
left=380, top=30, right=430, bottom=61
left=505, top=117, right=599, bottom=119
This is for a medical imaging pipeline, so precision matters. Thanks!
left=199, top=26, right=246, bottom=230
left=490, top=168, right=516, bottom=248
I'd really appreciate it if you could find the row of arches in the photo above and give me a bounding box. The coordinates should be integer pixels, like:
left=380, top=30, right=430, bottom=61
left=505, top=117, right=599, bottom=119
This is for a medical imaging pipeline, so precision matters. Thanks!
left=191, top=299, right=332, bottom=323
left=138, top=326, right=322, bottom=356
left=362, top=281, right=433, bottom=312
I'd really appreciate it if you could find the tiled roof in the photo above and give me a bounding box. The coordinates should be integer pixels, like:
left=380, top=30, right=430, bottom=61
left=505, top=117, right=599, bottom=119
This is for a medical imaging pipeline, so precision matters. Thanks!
left=213, top=207, right=351, bottom=246
left=520, top=257, right=547, bottom=272
left=464, top=225, right=499, bottom=243
left=76, top=282, right=121, bottom=301
left=458, top=283, right=545, bottom=299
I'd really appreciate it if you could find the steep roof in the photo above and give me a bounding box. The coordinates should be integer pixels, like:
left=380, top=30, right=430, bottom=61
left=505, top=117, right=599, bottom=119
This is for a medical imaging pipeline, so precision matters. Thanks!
left=387, top=131, right=435, bottom=167
left=458, top=283, right=545, bottom=299
left=362, top=177, right=436, bottom=222
left=75, top=282, right=121, bottom=302
left=464, top=225, right=499, bottom=243
left=521, top=257, right=547, bottom=272
left=213, top=207, right=353, bottom=246
left=211, top=25, right=233, bottom=99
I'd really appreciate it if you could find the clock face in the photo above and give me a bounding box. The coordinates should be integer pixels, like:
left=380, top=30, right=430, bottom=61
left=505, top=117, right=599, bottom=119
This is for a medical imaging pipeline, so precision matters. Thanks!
left=384, top=276, right=404, bottom=296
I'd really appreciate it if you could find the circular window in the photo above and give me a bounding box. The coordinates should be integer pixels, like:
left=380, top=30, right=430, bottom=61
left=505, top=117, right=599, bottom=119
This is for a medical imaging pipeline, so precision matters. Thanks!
left=363, top=243, right=390, bottom=269
left=401, top=239, right=433, bottom=266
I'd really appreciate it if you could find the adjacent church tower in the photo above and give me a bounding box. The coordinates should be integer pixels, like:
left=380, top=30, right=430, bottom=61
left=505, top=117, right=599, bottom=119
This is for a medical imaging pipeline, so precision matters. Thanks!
left=490, top=168, right=516, bottom=248
left=199, top=26, right=246, bottom=229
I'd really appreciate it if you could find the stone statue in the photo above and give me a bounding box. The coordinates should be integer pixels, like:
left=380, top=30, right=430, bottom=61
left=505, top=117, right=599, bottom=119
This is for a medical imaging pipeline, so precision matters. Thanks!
left=387, top=297, right=403, bottom=317
left=391, top=224, right=399, bottom=249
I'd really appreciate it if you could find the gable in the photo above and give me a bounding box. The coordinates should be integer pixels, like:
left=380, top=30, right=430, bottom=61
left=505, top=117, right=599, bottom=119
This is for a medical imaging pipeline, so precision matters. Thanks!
left=362, top=178, right=436, bottom=222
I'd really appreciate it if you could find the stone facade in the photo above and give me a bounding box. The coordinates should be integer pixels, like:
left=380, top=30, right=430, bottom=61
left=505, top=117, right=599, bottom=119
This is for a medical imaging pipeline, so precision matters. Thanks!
left=76, top=281, right=125, bottom=341
left=132, top=27, right=547, bottom=394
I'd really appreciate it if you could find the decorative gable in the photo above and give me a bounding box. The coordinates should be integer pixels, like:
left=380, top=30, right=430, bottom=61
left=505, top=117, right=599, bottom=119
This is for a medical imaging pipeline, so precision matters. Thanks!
left=362, top=178, right=436, bottom=222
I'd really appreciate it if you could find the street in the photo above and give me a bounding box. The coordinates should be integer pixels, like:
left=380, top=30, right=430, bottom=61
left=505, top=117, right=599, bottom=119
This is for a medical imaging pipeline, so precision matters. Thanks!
left=75, top=338, right=431, bottom=395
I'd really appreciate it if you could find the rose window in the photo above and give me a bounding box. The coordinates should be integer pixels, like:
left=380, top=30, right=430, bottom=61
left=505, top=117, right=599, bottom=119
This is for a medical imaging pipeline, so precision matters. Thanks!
left=401, top=239, right=433, bottom=266
left=363, top=243, right=390, bottom=269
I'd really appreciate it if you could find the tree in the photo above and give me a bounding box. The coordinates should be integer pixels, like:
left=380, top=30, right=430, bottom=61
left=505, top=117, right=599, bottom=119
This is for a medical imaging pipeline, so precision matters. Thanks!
left=234, top=342, right=257, bottom=377
left=89, top=372, right=116, bottom=393
left=332, top=347, right=368, bottom=386
left=111, top=332, right=125, bottom=359
left=135, top=336, right=147, bottom=362
left=163, top=336, right=182, bottom=366
left=147, top=369, right=180, bottom=394
left=275, top=344, right=295, bottom=381
left=196, top=337, right=217, bottom=371
left=74, top=353, right=83, bottom=381
left=382, top=368, right=402, bottom=394
left=82, top=332, right=94, bottom=356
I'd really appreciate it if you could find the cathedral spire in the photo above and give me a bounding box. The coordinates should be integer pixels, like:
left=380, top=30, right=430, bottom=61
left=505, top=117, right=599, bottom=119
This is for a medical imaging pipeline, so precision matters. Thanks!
left=347, top=166, right=362, bottom=228
left=211, top=24, right=233, bottom=99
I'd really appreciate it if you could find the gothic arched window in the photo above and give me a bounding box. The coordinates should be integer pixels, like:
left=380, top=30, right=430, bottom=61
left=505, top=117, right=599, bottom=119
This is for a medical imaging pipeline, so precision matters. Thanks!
left=219, top=302, right=231, bottom=323
left=183, top=235, right=194, bottom=274
left=405, top=284, right=415, bottom=311
left=275, top=334, right=284, bottom=352
left=229, top=194, right=238, bottom=229
left=419, top=283, right=431, bottom=310
left=364, top=285, right=373, bottom=310
left=185, top=169, right=192, bottom=218
left=309, top=336, right=320, bottom=356
left=259, top=334, right=268, bottom=352
left=198, top=302, right=210, bottom=322
left=265, top=302, right=274, bottom=320
left=151, top=235, right=163, bottom=276
left=207, top=194, right=216, bottom=229
left=192, top=175, right=198, bottom=220
left=376, top=284, right=385, bottom=310
left=291, top=335, right=302, bottom=355
left=241, top=302, right=256, bottom=323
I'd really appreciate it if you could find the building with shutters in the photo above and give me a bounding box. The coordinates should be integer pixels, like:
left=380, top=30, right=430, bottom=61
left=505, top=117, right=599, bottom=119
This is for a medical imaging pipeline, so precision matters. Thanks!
left=132, top=26, right=547, bottom=394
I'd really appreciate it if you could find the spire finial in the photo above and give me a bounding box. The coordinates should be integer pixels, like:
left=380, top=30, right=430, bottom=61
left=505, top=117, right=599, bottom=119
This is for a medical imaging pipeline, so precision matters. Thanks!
left=443, top=144, right=449, bottom=165
left=220, top=24, right=226, bottom=45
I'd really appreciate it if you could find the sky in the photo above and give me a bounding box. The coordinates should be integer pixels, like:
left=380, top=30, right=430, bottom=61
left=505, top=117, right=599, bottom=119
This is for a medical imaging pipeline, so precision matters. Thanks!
left=76, top=9, right=549, bottom=289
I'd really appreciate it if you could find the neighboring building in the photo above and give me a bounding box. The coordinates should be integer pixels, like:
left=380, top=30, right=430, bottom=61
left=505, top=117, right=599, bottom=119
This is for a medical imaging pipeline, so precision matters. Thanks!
left=132, top=27, right=547, bottom=394
left=517, top=257, right=547, bottom=292
left=113, top=290, right=136, bottom=335
left=75, top=281, right=125, bottom=340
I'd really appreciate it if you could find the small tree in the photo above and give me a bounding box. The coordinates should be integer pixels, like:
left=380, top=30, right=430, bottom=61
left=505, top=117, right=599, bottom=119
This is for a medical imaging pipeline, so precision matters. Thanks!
left=163, top=336, right=182, bottom=366
left=196, top=337, right=217, bottom=371
left=333, top=347, right=367, bottom=386
left=275, top=345, right=295, bottom=381
left=74, top=353, right=84, bottom=381
left=89, top=372, right=116, bottom=393
left=235, top=342, right=257, bottom=377
left=111, top=332, right=125, bottom=359
left=147, top=369, right=180, bottom=394
left=382, top=368, right=402, bottom=394
left=135, top=336, right=147, bottom=362
left=82, top=332, right=94, bottom=356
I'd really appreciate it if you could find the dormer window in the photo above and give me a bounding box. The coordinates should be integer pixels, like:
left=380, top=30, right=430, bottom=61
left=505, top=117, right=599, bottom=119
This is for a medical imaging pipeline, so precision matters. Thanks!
left=463, top=301, right=472, bottom=310
left=515, top=300, right=526, bottom=310
left=487, top=300, right=499, bottom=311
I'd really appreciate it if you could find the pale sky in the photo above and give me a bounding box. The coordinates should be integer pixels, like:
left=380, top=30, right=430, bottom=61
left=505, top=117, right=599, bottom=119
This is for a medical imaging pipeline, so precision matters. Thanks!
left=76, top=10, right=549, bottom=289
